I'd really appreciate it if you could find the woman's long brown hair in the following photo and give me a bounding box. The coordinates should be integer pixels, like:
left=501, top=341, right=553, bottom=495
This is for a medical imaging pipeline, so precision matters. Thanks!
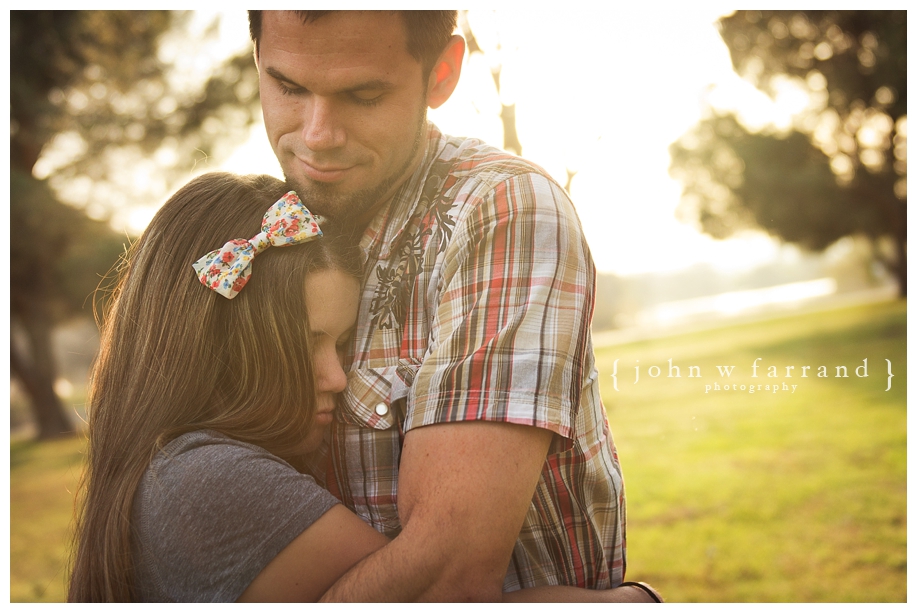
left=68, top=172, right=361, bottom=602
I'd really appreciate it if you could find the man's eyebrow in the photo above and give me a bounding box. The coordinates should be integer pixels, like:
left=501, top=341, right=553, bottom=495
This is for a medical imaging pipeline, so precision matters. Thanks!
left=264, top=67, right=395, bottom=93
left=265, top=66, right=299, bottom=85
left=340, top=79, right=396, bottom=93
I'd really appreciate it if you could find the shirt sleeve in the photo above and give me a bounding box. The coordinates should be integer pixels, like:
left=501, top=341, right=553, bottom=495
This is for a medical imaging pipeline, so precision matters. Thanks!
left=404, top=170, right=596, bottom=444
left=133, top=433, right=341, bottom=602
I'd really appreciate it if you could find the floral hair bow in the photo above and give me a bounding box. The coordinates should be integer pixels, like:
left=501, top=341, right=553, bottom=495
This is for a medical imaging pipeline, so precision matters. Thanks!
left=192, top=191, right=322, bottom=299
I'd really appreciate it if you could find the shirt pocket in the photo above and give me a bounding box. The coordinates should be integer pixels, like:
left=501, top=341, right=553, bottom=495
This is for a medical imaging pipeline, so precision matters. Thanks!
left=340, top=358, right=423, bottom=430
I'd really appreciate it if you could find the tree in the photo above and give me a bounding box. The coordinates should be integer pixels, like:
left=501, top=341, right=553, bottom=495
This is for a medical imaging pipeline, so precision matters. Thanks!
left=10, top=170, right=126, bottom=438
left=669, top=10, right=906, bottom=296
left=10, top=11, right=261, bottom=438
left=458, top=11, right=523, bottom=156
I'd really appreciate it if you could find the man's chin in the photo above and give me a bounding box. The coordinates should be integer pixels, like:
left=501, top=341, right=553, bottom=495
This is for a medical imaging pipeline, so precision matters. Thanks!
left=284, top=173, right=394, bottom=226
left=283, top=177, right=340, bottom=215
left=285, top=184, right=370, bottom=227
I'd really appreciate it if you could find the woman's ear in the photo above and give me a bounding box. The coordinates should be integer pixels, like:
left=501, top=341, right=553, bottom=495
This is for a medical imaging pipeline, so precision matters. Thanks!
left=426, top=35, right=466, bottom=109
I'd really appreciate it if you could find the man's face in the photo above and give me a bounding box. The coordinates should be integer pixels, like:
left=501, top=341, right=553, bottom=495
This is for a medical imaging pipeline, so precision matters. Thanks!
left=257, top=11, right=430, bottom=225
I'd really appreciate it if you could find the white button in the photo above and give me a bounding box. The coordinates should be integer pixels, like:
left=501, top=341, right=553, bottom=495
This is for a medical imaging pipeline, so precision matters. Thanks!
left=374, top=402, right=389, bottom=416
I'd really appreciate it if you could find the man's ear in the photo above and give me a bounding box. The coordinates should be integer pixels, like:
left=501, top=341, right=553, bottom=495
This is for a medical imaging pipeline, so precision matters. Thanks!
left=426, top=35, right=465, bottom=109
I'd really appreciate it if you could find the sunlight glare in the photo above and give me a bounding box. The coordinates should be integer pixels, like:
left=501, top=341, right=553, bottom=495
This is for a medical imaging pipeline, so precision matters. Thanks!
left=203, top=9, right=802, bottom=279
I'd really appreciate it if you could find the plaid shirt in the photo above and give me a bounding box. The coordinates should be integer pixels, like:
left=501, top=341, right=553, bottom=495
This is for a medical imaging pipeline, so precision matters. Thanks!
left=324, top=124, right=626, bottom=590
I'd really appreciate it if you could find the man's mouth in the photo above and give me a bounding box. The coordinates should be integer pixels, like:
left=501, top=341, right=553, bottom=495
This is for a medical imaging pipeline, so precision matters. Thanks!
left=296, top=157, right=355, bottom=183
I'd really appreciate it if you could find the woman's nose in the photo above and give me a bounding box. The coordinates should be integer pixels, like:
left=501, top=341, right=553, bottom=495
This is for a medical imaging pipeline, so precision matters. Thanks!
left=314, top=347, right=347, bottom=394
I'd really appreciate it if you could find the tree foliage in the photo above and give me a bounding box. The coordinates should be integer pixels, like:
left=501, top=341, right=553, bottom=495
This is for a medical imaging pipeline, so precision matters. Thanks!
left=670, top=10, right=906, bottom=295
left=11, top=11, right=261, bottom=210
left=719, top=10, right=905, bottom=123
left=10, top=10, right=261, bottom=438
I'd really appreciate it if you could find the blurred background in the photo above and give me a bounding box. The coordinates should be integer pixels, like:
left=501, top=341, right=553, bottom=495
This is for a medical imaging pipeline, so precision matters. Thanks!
left=8, top=9, right=906, bottom=602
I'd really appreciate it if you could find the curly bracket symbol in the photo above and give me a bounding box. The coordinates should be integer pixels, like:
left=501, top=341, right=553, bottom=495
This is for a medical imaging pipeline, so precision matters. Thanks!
left=886, top=359, right=894, bottom=392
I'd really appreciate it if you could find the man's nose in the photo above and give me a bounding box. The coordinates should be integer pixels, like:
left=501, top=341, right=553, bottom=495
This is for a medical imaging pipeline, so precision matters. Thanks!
left=302, top=97, right=346, bottom=152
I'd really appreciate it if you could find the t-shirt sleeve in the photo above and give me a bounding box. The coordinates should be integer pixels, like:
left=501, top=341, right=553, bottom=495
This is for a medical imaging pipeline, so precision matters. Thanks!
left=133, top=432, right=341, bottom=602
left=405, top=170, right=595, bottom=445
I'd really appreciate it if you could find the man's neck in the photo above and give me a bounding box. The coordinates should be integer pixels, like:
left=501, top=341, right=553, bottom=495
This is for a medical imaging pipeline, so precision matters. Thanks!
left=351, top=120, right=433, bottom=232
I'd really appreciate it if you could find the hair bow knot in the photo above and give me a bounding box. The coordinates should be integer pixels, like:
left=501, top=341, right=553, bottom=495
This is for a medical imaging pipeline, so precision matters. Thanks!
left=192, top=191, right=322, bottom=299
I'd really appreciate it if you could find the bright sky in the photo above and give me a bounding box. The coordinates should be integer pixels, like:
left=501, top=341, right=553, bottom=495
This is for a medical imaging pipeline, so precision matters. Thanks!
left=145, top=9, right=812, bottom=277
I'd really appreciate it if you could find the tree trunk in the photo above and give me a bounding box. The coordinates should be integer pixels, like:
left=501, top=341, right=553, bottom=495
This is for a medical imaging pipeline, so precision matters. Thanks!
left=10, top=315, right=74, bottom=439
left=887, top=197, right=907, bottom=298
left=500, top=103, right=522, bottom=156
left=459, top=15, right=523, bottom=158
left=893, top=230, right=906, bottom=297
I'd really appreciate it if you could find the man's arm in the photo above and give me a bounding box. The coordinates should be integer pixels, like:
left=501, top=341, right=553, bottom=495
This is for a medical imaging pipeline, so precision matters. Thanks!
left=320, top=420, right=552, bottom=602
left=321, top=171, right=596, bottom=601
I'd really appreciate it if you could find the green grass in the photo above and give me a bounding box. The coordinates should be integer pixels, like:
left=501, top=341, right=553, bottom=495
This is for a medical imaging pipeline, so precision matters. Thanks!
left=10, top=435, right=85, bottom=602
left=9, top=300, right=906, bottom=602
left=600, top=300, right=906, bottom=602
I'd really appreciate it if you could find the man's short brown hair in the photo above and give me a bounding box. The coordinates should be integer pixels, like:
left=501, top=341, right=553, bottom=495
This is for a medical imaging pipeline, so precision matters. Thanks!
left=249, top=10, right=458, bottom=76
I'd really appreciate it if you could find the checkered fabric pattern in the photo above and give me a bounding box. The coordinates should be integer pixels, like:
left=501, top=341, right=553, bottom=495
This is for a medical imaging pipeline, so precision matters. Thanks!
left=324, top=124, right=627, bottom=590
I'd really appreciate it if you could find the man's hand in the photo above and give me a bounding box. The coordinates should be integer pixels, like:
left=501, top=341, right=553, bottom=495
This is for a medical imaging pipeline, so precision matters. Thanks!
left=320, top=420, right=552, bottom=602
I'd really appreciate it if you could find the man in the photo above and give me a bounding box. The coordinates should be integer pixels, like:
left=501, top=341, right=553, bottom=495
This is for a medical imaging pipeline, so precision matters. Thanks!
left=249, top=10, right=629, bottom=601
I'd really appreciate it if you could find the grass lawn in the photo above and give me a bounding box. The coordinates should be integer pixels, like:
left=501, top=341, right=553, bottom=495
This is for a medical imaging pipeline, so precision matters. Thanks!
left=10, top=435, right=85, bottom=602
left=9, top=299, right=906, bottom=602
left=600, top=299, right=906, bottom=602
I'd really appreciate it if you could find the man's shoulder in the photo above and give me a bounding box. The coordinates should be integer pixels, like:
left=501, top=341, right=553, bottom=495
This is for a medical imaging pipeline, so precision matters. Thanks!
left=432, top=130, right=560, bottom=195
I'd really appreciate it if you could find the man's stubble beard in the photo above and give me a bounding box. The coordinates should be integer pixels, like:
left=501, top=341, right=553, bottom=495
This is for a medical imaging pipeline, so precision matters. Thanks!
left=284, top=104, right=428, bottom=231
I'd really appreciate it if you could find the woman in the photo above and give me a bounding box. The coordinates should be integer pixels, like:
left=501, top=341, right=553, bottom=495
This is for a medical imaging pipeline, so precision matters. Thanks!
left=69, top=172, right=660, bottom=602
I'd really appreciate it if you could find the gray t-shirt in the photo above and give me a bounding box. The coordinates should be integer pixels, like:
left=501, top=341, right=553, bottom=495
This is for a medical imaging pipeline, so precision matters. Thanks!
left=132, top=430, right=340, bottom=602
